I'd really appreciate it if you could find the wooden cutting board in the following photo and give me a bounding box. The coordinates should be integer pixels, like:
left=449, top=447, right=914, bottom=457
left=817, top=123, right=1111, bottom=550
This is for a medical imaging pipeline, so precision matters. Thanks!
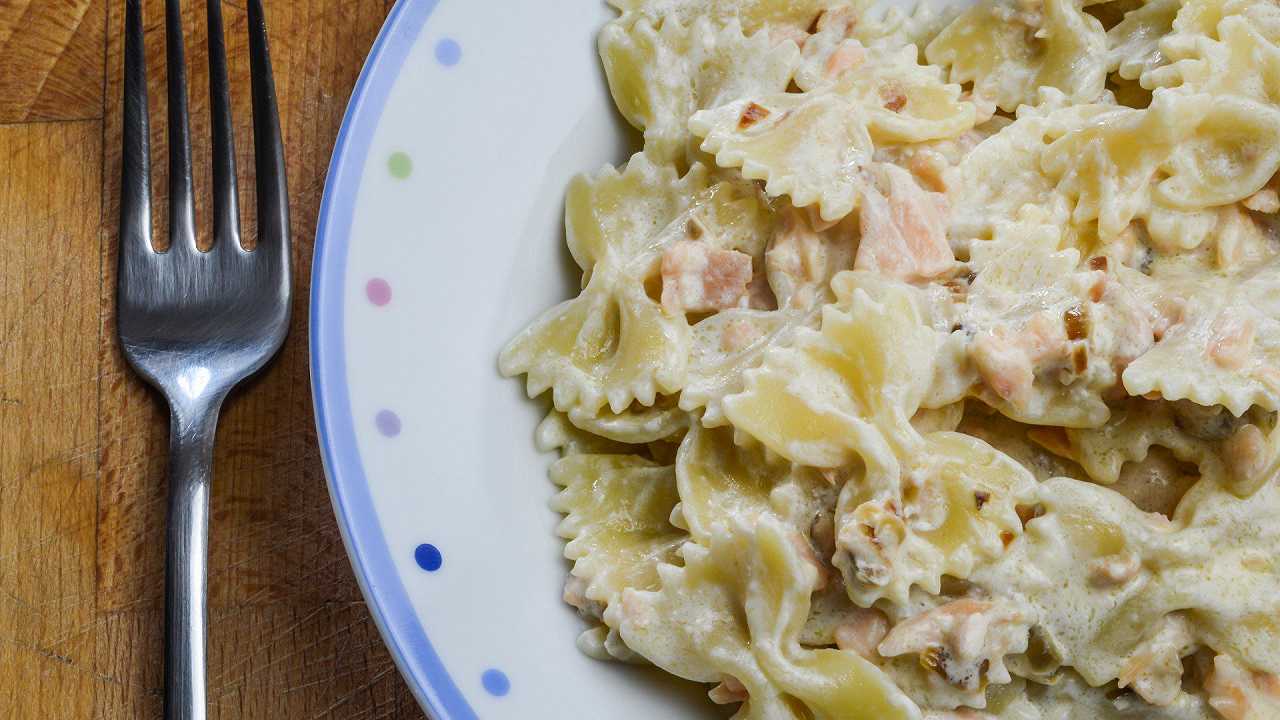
left=0, top=1, right=427, bottom=717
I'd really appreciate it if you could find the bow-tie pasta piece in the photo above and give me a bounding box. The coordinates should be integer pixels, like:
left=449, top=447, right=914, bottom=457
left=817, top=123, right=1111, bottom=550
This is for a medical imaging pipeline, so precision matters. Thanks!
left=1026, top=399, right=1234, bottom=488
left=675, top=424, right=850, bottom=650
left=691, top=89, right=876, bottom=223
left=690, top=75, right=970, bottom=224
left=501, top=269, right=693, bottom=415
left=967, top=478, right=1167, bottom=697
left=1139, top=530, right=1280, bottom=690
left=791, top=40, right=976, bottom=142
left=1038, top=91, right=1280, bottom=247
left=566, top=395, right=690, bottom=445
left=564, top=152, right=709, bottom=275
left=536, top=411, right=642, bottom=456
left=972, top=474, right=1280, bottom=704
left=551, top=454, right=686, bottom=620
left=1105, top=0, right=1180, bottom=81
left=824, top=270, right=969, bottom=408
left=1209, top=16, right=1280, bottom=106
left=950, top=91, right=1266, bottom=252
left=611, top=515, right=923, bottom=719
left=716, top=274, right=1037, bottom=604
left=1040, top=97, right=1197, bottom=240
left=1141, top=0, right=1280, bottom=94
left=600, top=14, right=801, bottom=165
left=1030, top=399, right=1279, bottom=501
left=854, top=53, right=977, bottom=145
left=925, top=0, right=1107, bottom=113
left=1123, top=264, right=1280, bottom=422
left=834, top=428, right=1038, bottom=606
left=1146, top=480, right=1280, bottom=678
left=1155, top=97, right=1280, bottom=210
left=675, top=424, right=836, bottom=547
left=723, top=279, right=940, bottom=467
left=607, top=0, right=839, bottom=35
left=501, top=155, right=708, bottom=415
left=945, top=97, right=1116, bottom=239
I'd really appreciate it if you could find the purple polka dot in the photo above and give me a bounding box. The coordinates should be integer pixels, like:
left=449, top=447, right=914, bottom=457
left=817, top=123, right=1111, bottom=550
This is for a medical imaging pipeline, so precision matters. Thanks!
left=435, top=38, right=461, bottom=66
left=365, top=278, right=392, bottom=306
left=481, top=669, right=510, bottom=697
left=414, top=543, right=443, bottom=572
left=375, top=410, right=401, bottom=437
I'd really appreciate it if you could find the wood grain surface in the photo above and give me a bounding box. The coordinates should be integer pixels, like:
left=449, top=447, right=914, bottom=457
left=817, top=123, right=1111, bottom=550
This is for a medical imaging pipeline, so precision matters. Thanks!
left=0, top=1, right=428, bottom=717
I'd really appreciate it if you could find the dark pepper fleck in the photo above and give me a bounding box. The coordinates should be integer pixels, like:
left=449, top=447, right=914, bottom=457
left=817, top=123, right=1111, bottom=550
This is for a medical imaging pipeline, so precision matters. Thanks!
left=974, top=490, right=991, bottom=510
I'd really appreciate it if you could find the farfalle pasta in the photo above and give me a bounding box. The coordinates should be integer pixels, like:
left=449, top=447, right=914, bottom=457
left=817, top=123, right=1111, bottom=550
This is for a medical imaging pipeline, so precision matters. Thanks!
left=499, top=1, right=1280, bottom=717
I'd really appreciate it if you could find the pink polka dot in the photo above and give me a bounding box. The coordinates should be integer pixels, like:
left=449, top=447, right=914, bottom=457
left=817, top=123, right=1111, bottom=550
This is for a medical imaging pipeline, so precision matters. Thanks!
left=366, top=278, right=392, bottom=306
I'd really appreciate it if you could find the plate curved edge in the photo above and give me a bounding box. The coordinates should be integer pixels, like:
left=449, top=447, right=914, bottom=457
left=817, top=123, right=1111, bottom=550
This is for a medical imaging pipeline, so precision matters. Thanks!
left=308, top=1, right=474, bottom=718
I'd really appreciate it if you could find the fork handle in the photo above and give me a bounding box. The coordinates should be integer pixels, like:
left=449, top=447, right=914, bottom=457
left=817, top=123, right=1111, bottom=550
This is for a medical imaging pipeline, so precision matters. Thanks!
left=164, top=400, right=222, bottom=720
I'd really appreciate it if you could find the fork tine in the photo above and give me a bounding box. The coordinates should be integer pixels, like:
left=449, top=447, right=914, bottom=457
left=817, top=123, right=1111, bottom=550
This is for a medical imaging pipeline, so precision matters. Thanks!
left=246, top=0, right=290, bottom=264
left=165, top=0, right=199, bottom=253
left=207, top=0, right=241, bottom=251
left=120, top=0, right=153, bottom=264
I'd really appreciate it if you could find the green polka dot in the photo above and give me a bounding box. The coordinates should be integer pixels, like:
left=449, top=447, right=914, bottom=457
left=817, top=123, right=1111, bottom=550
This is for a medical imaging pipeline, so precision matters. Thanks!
left=388, top=151, right=413, bottom=179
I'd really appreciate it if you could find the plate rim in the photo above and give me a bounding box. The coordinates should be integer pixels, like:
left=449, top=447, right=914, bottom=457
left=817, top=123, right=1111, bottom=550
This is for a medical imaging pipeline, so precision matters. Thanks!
left=309, top=1, right=475, bottom=718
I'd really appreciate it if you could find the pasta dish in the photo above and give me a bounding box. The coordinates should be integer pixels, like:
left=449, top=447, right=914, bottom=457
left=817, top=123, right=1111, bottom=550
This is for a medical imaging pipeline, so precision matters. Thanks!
left=499, top=0, right=1280, bottom=717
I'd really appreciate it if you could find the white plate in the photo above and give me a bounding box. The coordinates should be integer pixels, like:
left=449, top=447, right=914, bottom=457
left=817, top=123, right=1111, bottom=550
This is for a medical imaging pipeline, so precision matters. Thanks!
left=311, top=1, right=724, bottom=717
left=310, top=0, right=966, bottom=716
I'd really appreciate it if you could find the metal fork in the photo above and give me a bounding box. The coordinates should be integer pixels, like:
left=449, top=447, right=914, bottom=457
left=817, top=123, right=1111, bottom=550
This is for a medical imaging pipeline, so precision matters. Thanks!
left=118, top=0, right=290, bottom=717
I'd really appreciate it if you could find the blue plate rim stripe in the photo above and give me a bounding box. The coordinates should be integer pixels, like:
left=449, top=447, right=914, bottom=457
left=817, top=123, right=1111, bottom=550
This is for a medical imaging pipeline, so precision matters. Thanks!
left=309, top=0, right=475, bottom=718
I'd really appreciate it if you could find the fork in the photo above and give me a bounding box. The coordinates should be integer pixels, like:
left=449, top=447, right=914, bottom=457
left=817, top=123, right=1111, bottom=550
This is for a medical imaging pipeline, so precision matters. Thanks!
left=118, top=0, right=290, bottom=717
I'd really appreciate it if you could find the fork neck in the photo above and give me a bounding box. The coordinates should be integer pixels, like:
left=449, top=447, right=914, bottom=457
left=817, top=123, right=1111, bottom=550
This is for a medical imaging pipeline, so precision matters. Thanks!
left=169, top=397, right=222, bottom=466
left=162, top=363, right=231, bottom=432
left=164, top=369, right=228, bottom=472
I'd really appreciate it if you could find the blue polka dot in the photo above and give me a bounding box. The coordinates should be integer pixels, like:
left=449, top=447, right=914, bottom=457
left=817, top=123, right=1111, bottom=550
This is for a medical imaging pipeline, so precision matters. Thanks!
left=414, top=543, right=443, bottom=572
left=375, top=410, right=401, bottom=437
left=435, top=38, right=462, bottom=66
left=481, top=668, right=510, bottom=697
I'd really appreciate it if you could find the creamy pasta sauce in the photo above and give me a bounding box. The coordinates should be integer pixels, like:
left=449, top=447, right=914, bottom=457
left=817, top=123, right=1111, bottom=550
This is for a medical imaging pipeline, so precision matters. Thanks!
left=500, top=0, right=1280, bottom=717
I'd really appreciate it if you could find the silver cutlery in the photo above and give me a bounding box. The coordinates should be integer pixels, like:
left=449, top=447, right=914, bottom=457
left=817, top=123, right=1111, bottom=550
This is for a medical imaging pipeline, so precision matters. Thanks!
left=117, top=1, right=290, bottom=717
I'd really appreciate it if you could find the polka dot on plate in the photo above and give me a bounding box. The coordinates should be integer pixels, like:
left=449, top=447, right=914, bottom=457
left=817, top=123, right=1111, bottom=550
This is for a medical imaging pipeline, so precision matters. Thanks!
left=414, top=543, right=442, bottom=572
left=375, top=409, right=401, bottom=437
left=388, top=151, right=412, bottom=179
left=481, top=668, right=510, bottom=697
left=365, top=278, right=392, bottom=306
left=435, top=38, right=461, bottom=67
